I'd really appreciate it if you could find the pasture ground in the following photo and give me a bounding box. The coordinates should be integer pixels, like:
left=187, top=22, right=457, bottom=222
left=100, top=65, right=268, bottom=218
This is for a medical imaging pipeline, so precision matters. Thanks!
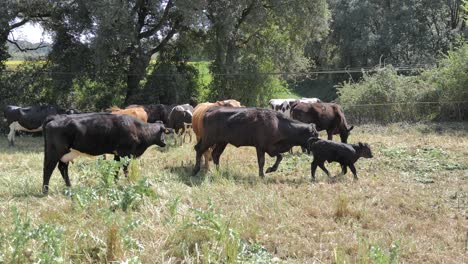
left=0, top=123, right=467, bottom=263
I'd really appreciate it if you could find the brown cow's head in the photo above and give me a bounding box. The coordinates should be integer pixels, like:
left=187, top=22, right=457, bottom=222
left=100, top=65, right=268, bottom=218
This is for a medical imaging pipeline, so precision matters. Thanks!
left=340, top=125, right=354, bottom=143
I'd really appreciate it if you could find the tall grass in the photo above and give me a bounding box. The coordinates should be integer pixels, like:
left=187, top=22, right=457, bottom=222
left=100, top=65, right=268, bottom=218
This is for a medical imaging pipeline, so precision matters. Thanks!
left=0, top=123, right=466, bottom=262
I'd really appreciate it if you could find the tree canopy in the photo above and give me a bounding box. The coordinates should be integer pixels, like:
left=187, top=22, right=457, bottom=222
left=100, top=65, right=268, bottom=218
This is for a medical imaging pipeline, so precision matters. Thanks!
left=0, top=0, right=466, bottom=108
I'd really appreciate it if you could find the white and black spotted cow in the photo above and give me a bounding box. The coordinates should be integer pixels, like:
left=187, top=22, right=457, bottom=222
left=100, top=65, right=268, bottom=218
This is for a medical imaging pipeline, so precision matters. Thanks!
left=268, top=99, right=297, bottom=118
left=167, top=104, right=194, bottom=145
left=3, top=105, right=78, bottom=146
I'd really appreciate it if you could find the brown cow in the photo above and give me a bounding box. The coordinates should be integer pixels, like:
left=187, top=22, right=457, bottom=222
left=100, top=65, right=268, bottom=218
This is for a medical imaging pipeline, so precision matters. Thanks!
left=291, top=102, right=353, bottom=143
left=192, top=99, right=242, bottom=170
left=110, top=107, right=148, bottom=123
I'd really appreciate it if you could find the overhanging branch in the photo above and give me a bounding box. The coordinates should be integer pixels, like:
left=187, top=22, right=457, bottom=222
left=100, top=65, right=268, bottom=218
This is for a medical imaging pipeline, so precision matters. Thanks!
left=7, top=38, right=47, bottom=52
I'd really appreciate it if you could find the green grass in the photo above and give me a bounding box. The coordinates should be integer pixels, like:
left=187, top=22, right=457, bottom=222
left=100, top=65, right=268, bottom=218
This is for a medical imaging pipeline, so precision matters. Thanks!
left=0, top=123, right=467, bottom=263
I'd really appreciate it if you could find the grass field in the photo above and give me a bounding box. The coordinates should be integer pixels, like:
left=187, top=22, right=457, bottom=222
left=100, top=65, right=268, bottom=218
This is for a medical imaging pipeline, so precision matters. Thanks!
left=0, top=123, right=467, bottom=263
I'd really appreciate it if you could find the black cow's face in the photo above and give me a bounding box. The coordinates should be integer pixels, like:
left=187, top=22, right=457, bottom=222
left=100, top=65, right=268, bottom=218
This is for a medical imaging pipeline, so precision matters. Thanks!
left=154, top=122, right=171, bottom=147
left=359, top=142, right=373, bottom=158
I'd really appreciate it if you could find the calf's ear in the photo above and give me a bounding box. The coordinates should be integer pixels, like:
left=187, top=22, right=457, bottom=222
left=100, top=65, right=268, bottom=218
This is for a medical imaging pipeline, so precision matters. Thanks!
left=164, top=128, right=173, bottom=134
left=307, top=137, right=320, bottom=147
left=348, top=126, right=354, bottom=132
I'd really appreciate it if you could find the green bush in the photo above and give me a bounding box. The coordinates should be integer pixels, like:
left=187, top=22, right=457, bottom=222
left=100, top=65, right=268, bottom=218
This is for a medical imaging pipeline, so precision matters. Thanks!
left=337, top=43, right=468, bottom=123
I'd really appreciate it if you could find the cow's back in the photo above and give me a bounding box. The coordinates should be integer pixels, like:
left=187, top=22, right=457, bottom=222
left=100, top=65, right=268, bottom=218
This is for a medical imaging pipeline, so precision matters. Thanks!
left=45, top=113, right=143, bottom=155
left=19, top=106, right=61, bottom=129
left=203, top=107, right=281, bottom=147
left=292, top=103, right=335, bottom=131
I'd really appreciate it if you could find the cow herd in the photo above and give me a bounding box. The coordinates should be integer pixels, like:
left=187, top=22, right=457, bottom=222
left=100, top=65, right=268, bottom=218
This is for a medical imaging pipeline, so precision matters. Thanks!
left=2, top=98, right=373, bottom=194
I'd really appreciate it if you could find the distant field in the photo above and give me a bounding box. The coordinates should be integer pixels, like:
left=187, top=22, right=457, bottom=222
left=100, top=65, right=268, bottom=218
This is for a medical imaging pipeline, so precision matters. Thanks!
left=0, top=123, right=466, bottom=263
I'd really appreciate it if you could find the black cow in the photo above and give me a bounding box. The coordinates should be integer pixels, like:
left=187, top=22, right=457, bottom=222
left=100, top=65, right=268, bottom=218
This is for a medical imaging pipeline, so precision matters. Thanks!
left=308, top=139, right=373, bottom=182
left=168, top=104, right=194, bottom=144
left=192, top=107, right=319, bottom=177
left=3, top=105, right=77, bottom=146
left=126, top=104, right=171, bottom=124
left=42, top=113, right=169, bottom=194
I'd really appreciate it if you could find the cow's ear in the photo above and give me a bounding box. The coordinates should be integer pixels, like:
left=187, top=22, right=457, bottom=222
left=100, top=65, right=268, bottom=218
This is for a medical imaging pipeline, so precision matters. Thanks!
left=348, top=126, right=354, bottom=132
left=359, top=142, right=363, bottom=147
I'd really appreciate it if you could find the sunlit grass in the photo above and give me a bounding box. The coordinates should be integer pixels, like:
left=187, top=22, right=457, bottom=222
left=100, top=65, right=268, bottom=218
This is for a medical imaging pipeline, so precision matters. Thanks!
left=0, top=123, right=467, bottom=263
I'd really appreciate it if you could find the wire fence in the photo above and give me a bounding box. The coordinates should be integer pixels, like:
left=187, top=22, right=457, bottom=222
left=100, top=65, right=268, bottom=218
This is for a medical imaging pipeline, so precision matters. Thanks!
left=343, top=101, right=468, bottom=124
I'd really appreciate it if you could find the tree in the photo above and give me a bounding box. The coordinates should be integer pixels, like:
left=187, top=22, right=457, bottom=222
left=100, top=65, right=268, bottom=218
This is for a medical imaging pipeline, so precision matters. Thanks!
left=324, top=0, right=466, bottom=68
left=204, top=0, right=330, bottom=105
left=0, top=0, right=50, bottom=70
left=80, top=0, right=203, bottom=104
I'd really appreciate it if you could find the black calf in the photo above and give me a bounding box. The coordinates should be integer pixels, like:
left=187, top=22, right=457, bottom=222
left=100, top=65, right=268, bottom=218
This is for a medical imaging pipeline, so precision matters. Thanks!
left=308, top=139, right=373, bottom=182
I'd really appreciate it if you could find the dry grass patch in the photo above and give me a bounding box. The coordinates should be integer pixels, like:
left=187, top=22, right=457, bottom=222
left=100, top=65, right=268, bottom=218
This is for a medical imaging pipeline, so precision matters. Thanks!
left=0, top=122, right=467, bottom=263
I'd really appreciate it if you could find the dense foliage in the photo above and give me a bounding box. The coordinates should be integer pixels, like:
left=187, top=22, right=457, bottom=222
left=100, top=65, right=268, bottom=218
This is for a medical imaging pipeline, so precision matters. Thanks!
left=337, top=43, right=468, bottom=123
left=0, top=0, right=466, bottom=117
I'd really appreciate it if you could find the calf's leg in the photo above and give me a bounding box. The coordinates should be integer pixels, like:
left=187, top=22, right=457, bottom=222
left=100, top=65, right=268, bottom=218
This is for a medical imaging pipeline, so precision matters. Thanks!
left=327, top=130, right=333, bottom=141
left=338, top=164, right=347, bottom=177
left=266, top=154, right=283, bottom=173
left=349, top=164, right=358, bottom=180
left=318, top=162, right=332, bottom=180
left=311, top=160, right=318, bottom=182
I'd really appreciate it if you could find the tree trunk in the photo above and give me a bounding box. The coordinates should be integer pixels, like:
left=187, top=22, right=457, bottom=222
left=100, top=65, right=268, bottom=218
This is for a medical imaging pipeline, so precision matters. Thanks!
left=124, top=49, right=151, bottom=105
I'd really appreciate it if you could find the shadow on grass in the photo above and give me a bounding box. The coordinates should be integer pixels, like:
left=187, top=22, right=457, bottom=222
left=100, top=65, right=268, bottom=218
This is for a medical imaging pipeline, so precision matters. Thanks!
left=168, top=162, right=311, bottom=187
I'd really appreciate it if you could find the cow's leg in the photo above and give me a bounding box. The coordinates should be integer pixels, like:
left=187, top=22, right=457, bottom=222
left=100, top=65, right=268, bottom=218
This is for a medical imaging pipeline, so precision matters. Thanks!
left=58, top=161, right=71, bottom=187
left=212, top=143, right=227, bottom=170
left=203, top=148, right=213, bottom=170
left=7, top=123, right=16, bottom=147
left=256, top=148, right=266, bottom=178
left=193, top=140, right=212, bottom=175
left=311, top=160, right=318, bottom=182
left=266, top=154, right=283, bottom=173
left=43, top=158, right=59, bottom=194
left=327, top=130, right=333, bottom=141
left=349, top=164, right=358, bottom=180
left=113, top=155, right=124, bottom=180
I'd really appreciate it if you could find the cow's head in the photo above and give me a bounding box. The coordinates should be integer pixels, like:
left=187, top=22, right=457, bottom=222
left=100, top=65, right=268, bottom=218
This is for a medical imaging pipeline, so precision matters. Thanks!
left=154, top=121, right=173, bottom=147
left=340, top=125, right=354, bottom=143
left=304, top=124, right=319, bottom=150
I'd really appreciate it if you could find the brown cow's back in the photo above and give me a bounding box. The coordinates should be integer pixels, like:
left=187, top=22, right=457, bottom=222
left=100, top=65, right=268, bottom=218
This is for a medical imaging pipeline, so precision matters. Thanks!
left=110, top=107, right=148, bottom=123
left=291, top=102, right=352, bottom=142
left=192, top=99, right=242, bottom=141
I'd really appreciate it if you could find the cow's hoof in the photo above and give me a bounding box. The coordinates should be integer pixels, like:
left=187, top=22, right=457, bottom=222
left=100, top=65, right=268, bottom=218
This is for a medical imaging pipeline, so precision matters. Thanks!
left=265, top=167, right=275, bottom=173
